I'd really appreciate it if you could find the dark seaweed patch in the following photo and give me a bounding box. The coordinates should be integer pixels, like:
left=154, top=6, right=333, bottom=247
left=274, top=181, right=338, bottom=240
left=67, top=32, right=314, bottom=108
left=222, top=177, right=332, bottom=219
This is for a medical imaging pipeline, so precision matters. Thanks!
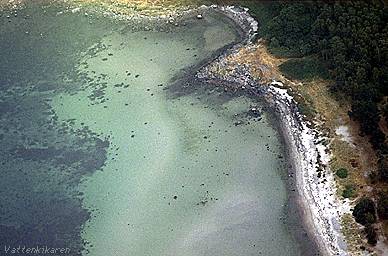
left=0, top=3, right=113, bottom=255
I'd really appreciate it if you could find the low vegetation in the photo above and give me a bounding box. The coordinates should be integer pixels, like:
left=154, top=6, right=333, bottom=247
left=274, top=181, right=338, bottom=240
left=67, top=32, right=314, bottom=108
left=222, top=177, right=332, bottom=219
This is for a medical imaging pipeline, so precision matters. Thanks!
left=279, top=57, right=329, bottom=81
left=342, top=184, right=356, bottom=199
left=336, top=168, right=348, bottom=179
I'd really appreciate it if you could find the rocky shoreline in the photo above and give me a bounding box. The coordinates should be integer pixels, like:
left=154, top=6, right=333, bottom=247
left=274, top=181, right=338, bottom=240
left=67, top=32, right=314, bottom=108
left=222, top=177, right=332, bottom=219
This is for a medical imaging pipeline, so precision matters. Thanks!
left=197, top=5, right=349, bottom=256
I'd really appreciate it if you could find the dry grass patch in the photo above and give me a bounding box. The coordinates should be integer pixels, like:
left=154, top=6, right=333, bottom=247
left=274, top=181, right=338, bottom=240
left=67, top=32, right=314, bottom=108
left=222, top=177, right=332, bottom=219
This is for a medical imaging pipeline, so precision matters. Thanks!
left=342, top=213, right=367, bottom=255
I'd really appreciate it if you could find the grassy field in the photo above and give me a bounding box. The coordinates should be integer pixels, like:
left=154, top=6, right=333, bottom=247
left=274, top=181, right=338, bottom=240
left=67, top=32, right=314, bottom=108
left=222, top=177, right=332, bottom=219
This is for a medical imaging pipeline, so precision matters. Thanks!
left=279, top=57, right=329, bottom=81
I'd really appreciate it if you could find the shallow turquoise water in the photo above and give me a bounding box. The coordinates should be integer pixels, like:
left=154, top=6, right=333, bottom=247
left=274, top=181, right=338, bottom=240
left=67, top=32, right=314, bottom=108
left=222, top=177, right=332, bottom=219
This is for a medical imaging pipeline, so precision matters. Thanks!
left=0, top=2, right=308, bottom=256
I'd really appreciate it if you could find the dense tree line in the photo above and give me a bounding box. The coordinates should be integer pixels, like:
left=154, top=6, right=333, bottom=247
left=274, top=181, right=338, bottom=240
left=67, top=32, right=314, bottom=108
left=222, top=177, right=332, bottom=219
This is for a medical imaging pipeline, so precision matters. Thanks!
left=258, top=1, right=388, bottom=152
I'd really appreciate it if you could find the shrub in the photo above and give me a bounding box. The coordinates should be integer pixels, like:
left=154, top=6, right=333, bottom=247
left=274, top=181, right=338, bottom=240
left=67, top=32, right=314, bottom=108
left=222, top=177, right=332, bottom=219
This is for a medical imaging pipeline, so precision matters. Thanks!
left=336, top=168, right=348, bottom=179
left=353, top=198, right=377, bottom=225
left=342, top=184, right=355, bottom=198
left=297, top=102, right=316, bottom=118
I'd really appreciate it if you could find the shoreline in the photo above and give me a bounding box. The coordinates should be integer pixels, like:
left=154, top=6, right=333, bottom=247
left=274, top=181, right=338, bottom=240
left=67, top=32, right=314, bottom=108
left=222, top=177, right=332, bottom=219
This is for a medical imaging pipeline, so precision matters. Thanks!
left=197, top=5, right=348, bottom=256
left=265, top=85, right=348, bottom=256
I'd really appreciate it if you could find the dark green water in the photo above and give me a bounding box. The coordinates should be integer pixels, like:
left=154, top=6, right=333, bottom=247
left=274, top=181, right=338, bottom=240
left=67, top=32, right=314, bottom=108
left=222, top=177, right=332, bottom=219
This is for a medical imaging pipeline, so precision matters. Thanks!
left=0, top=2, right=312, bottom=256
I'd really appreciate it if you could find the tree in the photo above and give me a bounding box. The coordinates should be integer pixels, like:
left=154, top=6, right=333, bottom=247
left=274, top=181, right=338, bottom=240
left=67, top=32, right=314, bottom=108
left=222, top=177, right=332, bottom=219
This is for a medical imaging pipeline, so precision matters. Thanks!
left=336, top=168, right=348, bottom=179
left=365, top=225, right=377, bottom=245
left=353, top=197, right=376, bottom=225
